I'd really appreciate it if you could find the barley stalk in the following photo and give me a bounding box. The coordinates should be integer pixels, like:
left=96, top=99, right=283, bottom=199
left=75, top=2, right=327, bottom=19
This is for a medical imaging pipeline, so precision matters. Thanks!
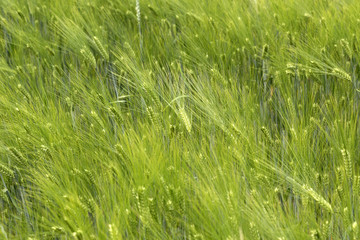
left=136, top=0, right=143, bottom=62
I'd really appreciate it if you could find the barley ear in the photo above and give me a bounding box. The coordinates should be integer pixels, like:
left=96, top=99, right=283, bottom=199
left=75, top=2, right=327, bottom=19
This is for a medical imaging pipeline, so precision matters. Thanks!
left=0, top=164, right=14, bottom=178
left=179, top=107, right=192, bottom=133
left=341, top=148, right=352, bottom=181
left=80, top=47, right=96, bottom=68
left=93, top=36, right=109, bottom=61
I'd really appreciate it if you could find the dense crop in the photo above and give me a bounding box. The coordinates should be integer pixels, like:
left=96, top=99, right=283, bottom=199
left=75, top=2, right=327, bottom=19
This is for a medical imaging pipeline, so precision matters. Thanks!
left=0, top=0, right=360, bottom=239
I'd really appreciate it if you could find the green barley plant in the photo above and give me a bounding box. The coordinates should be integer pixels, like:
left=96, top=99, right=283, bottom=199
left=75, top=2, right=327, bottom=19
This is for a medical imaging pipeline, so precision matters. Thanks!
left=0, top=0, right=360, bottom=239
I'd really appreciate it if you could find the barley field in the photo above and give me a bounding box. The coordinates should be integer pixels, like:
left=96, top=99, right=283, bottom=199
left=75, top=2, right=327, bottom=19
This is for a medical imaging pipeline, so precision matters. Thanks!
left=0, top=0, right=360, bottom=239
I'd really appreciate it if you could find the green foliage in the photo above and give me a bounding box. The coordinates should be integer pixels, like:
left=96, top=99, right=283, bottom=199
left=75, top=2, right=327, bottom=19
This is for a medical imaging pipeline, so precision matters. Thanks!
left=0, top=0, right=360, bottom=239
